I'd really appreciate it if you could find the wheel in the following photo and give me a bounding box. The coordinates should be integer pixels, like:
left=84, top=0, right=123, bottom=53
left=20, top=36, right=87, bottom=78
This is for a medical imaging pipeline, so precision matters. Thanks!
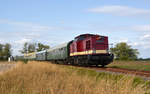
left=85, top=64, right=90, bottom=67
left=84, top=59, right=90, bottom=67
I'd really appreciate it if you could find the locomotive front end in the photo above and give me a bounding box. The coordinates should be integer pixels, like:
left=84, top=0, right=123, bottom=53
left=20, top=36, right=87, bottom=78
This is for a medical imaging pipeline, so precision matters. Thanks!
left=89, top=35, right=114, bottom=66
left=69, top=34, right=114, bottom=67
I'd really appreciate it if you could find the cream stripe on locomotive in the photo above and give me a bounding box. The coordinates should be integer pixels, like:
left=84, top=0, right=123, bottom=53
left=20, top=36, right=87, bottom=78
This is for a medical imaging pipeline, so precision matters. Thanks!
left=70, top=50, right=108, bottom=56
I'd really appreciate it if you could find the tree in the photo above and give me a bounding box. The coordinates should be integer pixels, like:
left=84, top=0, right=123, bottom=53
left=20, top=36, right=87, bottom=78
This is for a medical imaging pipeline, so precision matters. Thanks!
left=20, top=42, right=28, bottom=54
left=3, top=43, right=12, bottom=59
left=20, top=42, right=36, bottom=54
left=20, top=42, right=50, bottom=54
left=110, top=42, right=139, bottom=60
left=36, top=43, right=50, bottom=52
left=28, top=43, right=36, bottom=53
left=0, top=43, right=12, bottom=60
left=0, top=44, right=3, bottom=58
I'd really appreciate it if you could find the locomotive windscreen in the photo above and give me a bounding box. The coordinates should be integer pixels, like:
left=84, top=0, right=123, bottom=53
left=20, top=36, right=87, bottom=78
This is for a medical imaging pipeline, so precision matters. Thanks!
left=96, top=36, right=104, bottom=43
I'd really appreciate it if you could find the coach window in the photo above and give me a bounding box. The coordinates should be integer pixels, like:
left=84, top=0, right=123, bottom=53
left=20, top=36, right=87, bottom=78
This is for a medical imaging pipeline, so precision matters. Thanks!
left=86, top=40, right=91, bottom=50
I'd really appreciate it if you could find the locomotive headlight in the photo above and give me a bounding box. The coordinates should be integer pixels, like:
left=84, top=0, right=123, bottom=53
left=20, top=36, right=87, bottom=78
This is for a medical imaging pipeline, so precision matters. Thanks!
left=93, top=50, right=96, bottom=54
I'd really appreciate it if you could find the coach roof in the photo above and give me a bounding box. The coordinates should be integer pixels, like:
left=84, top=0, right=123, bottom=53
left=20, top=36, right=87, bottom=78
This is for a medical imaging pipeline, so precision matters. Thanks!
left=36, top=50, right=47, bottom=54
left=47, top=42, right=68, bottom=52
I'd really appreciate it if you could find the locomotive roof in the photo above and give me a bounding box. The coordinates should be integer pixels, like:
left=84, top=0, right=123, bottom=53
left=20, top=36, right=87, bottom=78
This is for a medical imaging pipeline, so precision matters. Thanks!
left=75, top=34, right=94, bottom=38
left=47, top=42, right=68, bottom=52
left=75, top=34, right=106, bottom=39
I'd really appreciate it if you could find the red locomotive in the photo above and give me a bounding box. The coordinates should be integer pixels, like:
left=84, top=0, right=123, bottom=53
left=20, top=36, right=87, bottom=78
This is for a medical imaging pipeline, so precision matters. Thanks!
left=69, top=34, right=113, bottom=67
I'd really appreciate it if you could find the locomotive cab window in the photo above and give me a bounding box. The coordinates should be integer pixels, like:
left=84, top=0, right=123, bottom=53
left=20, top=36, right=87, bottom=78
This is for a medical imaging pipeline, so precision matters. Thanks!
left=86, top=40, right=91, bottom=50
left=96, top=36, right=104, bottom=43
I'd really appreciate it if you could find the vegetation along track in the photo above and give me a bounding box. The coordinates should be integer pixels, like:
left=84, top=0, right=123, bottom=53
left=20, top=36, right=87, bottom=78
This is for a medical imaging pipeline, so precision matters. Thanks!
left=62, top=64, right=150, bottom=80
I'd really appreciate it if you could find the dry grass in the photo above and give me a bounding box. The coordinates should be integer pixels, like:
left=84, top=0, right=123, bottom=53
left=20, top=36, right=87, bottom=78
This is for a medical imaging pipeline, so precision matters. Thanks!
left=0, top=61, right=16, bottom=64
left=0, top=61, right=148, bottom=94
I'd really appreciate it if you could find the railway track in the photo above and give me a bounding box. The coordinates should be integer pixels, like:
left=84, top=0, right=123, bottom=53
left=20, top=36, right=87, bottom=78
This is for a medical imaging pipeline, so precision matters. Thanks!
left=63, top=64, right=150, bottom=80
left=90, top=67, right=150, bottom=77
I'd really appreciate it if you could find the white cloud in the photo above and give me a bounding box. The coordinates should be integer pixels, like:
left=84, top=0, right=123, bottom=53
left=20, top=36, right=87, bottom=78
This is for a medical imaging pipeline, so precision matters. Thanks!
left=131, top=42, right=150, bottom=49
left=118, top=38, right=129, bottom=43
left=0, top=19, right=60, bottom=55
left=130, top=41, right=150, bottom=58
left=1, top=19, right=150, bottom=58
left=132, top=25, right=150, bottom=32
left=131, top=42, right=139, bottom=46
left=0, top=19, right=54, bottom=32
left=140, top=34, right=150, bottom=40
left=15, top=38, right=32, bottom=45
left=0, top=19, right=79, bottom=55
left=88, top=5, right=150, bottom=16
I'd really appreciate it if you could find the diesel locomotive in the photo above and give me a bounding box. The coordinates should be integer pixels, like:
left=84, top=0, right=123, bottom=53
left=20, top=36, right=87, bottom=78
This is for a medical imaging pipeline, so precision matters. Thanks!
left=17, top=34, right=114, bottom=67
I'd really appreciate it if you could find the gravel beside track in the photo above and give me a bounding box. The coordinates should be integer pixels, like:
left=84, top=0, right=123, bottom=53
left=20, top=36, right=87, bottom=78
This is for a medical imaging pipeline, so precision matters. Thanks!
left=66, top=65, right=150, bottom=80
left=92, top=67, right=150, bottom=80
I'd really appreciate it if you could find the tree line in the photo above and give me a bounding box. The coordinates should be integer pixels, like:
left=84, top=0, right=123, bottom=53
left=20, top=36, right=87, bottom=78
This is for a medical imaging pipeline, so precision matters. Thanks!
left=0, top=42, right=50, bottom=60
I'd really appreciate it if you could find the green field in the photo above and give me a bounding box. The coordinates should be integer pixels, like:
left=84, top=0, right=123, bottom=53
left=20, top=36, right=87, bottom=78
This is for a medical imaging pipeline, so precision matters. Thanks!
left=108, top=61, right=150, bottom=71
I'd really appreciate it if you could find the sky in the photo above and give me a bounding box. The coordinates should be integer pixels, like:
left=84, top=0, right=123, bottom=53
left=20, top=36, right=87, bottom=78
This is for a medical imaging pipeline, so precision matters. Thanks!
left=0, top=0, right=150, bottom=58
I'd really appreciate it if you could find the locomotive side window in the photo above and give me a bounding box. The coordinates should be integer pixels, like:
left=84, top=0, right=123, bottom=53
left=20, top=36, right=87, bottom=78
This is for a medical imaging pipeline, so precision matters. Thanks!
left=74, top=36, right=86, bottom=42
left=86, top=40, right=91, bottom=50
left=74, top=38, right=78, bottom=42
left=78, top=36, right=86, bottom=41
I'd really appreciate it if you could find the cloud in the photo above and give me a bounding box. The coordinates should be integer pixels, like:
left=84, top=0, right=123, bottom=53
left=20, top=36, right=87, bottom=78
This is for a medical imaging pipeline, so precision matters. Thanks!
left=0, top=19, right=150, bottom=58
left=130, top=41, right=150, bottom=58
left=88, top=5, right=150, bottom=16
left=0, top=19, right=60, bottom=55
left=118, top=38, right=129, bottom=43
left=140, top=34, right=150, bottom=40
left=0, top=19, right=54, bottom=32
left=131, top=41, right=150, bottom=49
left=15, top=38, right=32, bottom=45
left=0, top=19, right=79, bottom=55
left=132, top=25, right=150, bottom=32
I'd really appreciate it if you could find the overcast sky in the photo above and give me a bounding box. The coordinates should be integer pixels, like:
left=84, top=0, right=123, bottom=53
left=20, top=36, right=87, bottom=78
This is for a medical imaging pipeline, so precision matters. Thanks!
left=0, top=0, right=150, bottom=58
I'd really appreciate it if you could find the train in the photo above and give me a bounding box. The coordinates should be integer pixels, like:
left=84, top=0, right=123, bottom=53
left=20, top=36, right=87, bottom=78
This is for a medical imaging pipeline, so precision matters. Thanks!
left=16, top=34, right=114, bottom=67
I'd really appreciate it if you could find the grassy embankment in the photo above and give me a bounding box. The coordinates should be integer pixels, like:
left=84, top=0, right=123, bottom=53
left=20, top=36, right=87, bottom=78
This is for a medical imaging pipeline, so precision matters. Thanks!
left=108, top=61, right=150, bottom=71
left=0, top=61, right=149, bottom=94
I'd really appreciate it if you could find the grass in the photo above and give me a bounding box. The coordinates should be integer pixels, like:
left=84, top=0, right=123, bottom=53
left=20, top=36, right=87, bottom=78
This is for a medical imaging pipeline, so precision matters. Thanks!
left=0, top=61, right=16, bottom=64
left=0, top=61, right=149, bottom=94
left=108, top=61, right=150, bottom=71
